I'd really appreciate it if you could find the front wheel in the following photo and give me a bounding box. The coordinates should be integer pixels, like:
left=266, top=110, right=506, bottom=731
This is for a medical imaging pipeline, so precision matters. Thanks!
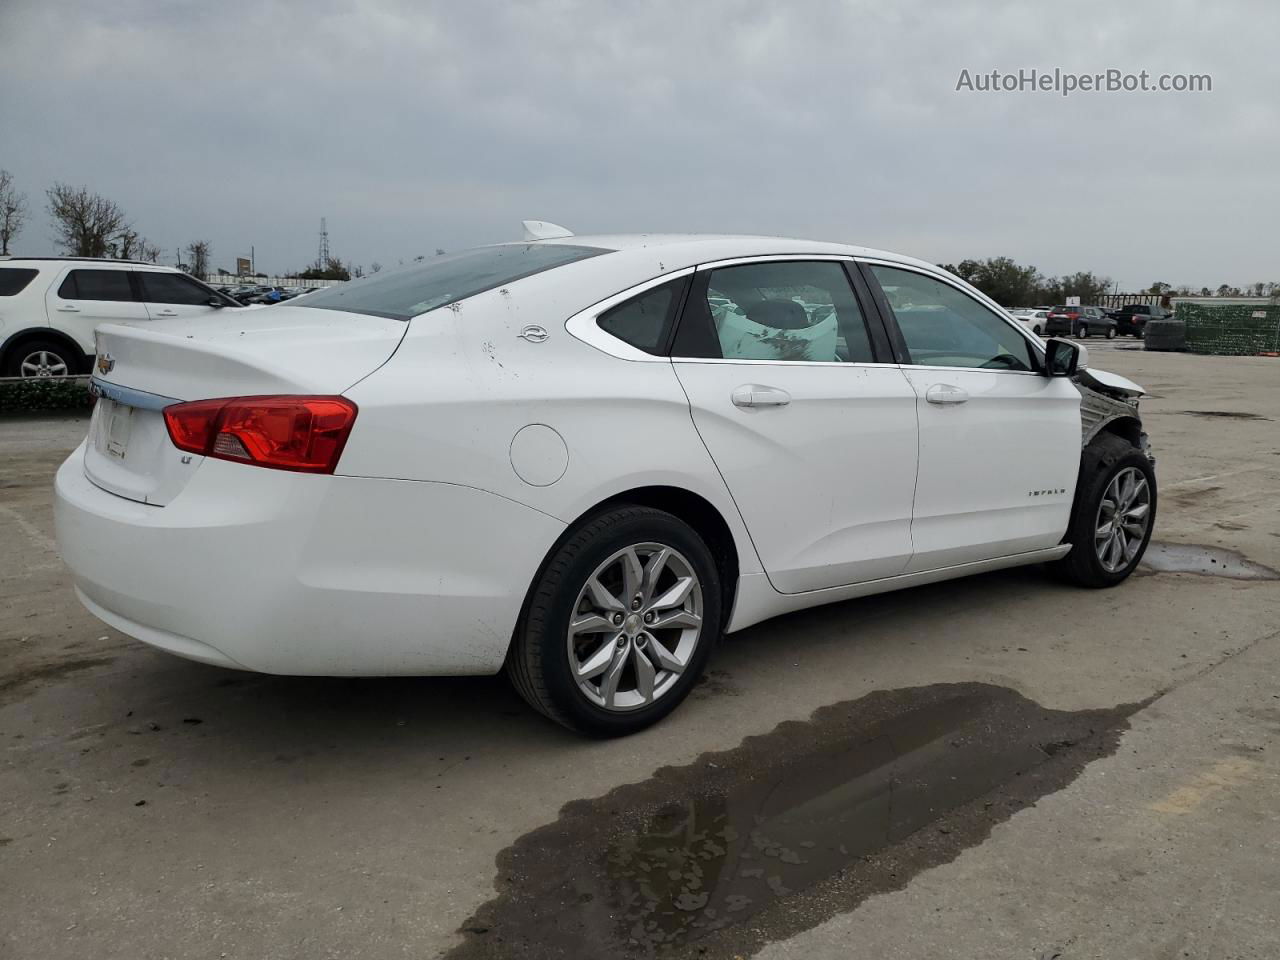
left=1052, top=435, right=1156, bottom=588
left=1078, top=324, right=1090, bottom=338
left=506, top=505, right=722, bottom=736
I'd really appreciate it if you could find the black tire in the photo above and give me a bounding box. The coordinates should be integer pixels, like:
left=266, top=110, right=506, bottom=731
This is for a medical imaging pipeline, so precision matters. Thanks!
left=1105, top=326, right=1116, bottom=339
left=1032, top=325, right=1043, bottom=336
left=1078, top=323, right=1090, bottom=338
left=506, top=505, right=723, bottom=737
left=1051, top=434, right=1157, bottom=588
left=1, top=338, right=81, bottom=378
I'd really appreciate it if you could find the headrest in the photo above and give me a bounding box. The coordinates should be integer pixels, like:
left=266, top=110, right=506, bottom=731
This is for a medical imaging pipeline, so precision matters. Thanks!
left=744, top=299, right=811, bottom=330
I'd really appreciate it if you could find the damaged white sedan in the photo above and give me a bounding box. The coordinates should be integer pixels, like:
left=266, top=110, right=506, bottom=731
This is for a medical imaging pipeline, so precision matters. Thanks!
left=55, top=225, right=1156, bottom=735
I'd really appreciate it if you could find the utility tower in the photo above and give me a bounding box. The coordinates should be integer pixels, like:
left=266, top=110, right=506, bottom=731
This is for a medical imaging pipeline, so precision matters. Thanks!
left=318, top=217, right=330, bottom=268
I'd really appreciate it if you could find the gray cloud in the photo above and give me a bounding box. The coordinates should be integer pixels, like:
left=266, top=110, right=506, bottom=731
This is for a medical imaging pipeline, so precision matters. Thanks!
left=1, top=0, right=1276, bottom=289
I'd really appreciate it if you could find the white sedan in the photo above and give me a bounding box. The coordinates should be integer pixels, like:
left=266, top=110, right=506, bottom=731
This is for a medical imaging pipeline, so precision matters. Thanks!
left=55, top=225, right=1157, bottom=735
left=1009, top=308, right=1050, bottom=336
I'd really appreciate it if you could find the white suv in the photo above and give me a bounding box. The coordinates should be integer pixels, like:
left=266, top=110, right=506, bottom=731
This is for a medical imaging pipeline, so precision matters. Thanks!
left=0, top=257, right=240, bottom=377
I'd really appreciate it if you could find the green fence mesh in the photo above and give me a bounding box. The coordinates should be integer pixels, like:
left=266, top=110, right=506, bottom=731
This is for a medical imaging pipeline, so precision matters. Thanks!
left=1175, top=303, right=1280, bottom=356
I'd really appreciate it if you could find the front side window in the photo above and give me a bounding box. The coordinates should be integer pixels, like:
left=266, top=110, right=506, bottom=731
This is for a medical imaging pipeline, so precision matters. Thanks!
left=57, top=269, right=134, bottom=302
left=596, top=276, right=688, bottom=354
left=297, top=243, right=609, bottom=321
left=673, top=261, right=875, bottom=363
left=0, top=267, right=38, bottom=296
left=139, top=272, right=217, bottom=305
left=870, top=265, right=1035, bottom=371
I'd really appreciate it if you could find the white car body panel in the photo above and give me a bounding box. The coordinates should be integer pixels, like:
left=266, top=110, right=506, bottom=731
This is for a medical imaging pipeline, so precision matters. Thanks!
left=45, top=263, right=150, bottom=354
left=900, top=367, right=1081, bottom=570
left=672, top=359, right=918, bottom=592
left=52, top=233, right=1129, bottom=679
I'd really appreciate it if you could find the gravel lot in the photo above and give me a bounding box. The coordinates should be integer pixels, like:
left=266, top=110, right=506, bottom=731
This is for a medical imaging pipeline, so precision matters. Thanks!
left=1, top=349, right=1278, bottom=960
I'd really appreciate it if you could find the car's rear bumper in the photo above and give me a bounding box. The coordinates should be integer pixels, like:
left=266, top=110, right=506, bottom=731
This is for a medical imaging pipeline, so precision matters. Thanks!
left=55, top=442, right=565, bottom=676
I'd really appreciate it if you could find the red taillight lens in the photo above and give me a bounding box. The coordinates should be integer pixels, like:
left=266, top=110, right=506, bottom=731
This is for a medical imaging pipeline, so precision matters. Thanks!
left=163, top=396, right=358, bottom=474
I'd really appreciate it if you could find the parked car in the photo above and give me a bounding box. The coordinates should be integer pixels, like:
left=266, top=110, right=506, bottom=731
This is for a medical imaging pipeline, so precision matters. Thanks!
left=55, top=227, right=1156, bottom=736
left=1044, top=305, right=1116, bottom=339
left=0, top=257, right=241, bottom=377
left=1009, top=308, right=1049, bottom=336
left=1107, top=303, right=1172, bottom=338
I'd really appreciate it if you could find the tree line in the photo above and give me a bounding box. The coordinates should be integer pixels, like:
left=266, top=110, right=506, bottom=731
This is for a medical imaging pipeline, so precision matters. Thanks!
left=2, top=170, right=1275, bottom=297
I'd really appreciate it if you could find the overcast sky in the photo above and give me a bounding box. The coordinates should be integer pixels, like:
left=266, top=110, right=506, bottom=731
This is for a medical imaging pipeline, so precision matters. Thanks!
left=1, top=0, right=1276, bottom=290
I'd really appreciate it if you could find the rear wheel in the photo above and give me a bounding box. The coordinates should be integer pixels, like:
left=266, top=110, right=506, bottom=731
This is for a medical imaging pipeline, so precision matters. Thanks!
left=506, top=505, right=722, bottom=736
left=1105, top=326, right=1116, bottom=339
left=3, top=339, right=79, bottom=378
left=1078, top=323, right=1090, bottom=338
left=1052, top=434, right=1156, bottom=588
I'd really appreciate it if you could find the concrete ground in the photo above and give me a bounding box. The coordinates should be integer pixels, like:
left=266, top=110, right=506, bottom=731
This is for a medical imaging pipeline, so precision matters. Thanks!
left=1, top=346, right=1277, bottom=959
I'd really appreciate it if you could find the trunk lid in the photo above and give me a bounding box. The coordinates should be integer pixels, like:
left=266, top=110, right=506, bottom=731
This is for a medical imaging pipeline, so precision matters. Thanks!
left=84, top=306, right=406, bottom=505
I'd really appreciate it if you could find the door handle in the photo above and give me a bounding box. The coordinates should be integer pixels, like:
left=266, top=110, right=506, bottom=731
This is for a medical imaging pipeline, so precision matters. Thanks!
left=56, top=304, right=80, bottom=312
left=925, top=383, right=969, bottom=405
left=732, top=384, right=791, bottom=408
left=154, top=309, right=178, bottom=317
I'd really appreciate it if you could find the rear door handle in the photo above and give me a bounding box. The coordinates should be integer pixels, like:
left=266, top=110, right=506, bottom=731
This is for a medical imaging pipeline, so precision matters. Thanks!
left=732, top=384, right=791, bottom=408
left=925, top=383, right=969, bottom=405
left=56, top=304, right=80, bottom=313
left=153, top=309, right=178, bottom=318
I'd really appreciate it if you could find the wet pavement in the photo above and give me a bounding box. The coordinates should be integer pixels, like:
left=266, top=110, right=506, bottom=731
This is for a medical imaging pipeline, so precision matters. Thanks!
left=449, top=684, right=1140, bottom=959
left=1141, top=541, right=1279, bottom=580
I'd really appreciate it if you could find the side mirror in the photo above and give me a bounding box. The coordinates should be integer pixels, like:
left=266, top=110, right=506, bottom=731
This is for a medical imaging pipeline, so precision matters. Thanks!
left=208, top=297, right=226, bottom=309
left=1043, top=338, right=1088, bottom=377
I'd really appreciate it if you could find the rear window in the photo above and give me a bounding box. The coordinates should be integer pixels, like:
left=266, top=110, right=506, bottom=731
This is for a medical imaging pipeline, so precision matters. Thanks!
left=296, top=243, right=609, bottom=321
left=0, top=267, right=38, bottom=296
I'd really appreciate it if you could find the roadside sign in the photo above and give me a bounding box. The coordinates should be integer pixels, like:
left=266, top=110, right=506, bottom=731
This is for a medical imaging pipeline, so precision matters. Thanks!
left=236, top=257, right=252, bottom=276
left=1066, top=295, right=1081, bottom=306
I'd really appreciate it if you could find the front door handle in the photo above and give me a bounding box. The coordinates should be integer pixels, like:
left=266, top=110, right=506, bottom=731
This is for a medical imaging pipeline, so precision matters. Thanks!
left=153, top=308, right=179, bottom=318
left=925, top=383, right=969, bottom=405
left=732, top=384, right=791, bottom=408
left=56, top=304, right=80, bottom=313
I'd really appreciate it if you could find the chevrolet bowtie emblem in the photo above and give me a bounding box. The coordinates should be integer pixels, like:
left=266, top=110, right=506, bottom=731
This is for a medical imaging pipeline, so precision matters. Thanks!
left=97, top=353, right=115, bottom=374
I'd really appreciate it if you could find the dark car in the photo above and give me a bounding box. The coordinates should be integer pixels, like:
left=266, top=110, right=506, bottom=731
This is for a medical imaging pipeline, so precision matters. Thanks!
left=1107, top=303, right=1172, bottom=338
left=1044, top=305, right=1116, bottom=339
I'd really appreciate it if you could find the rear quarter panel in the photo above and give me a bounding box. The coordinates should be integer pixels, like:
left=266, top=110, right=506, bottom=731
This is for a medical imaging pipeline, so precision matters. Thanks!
left=339, top=275, right=764, bottom=577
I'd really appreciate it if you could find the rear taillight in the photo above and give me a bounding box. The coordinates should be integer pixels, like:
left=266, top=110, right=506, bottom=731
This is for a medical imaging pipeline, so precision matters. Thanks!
left=163, top=396, right=358, bottom=474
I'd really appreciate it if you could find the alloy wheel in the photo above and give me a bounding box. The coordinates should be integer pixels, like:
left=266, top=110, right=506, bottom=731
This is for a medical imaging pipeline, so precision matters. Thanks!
left=1094, top=466, right=1151, bottom=573
left=20, top=350, right=70, bottom=378
left=566, top=542, right=703, bottom=712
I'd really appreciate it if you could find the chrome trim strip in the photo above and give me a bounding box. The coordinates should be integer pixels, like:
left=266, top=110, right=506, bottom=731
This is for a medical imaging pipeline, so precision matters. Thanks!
left=672, top=358, right=902, bottom=369
left=695, top=253, right=859, bottom=271
left=89, top=377, right=179, bottom=411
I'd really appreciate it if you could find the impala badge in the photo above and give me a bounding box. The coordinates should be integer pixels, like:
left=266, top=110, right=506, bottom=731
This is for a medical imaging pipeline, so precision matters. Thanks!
left=97, top=353, right=115, bottom=374
left=518, top=324, right=549, bottom=343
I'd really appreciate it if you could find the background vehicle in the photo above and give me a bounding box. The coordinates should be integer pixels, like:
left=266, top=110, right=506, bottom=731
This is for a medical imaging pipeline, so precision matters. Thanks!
left=1107, top=302, right=1172, bottom=337
left=1044, top=305, right=1116, bottom=338
left=0, top=257, right=240, bottom=377
left=1009, top=308, right=1049, bottom=335
left=55, top=229, right=1155, bottom=736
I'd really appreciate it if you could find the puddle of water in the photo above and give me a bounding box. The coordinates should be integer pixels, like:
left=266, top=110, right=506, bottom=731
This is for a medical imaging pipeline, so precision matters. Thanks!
left=450, top=684, right=1138, bottom=959
left=1176, top=410, right=1271, bottom=421
left=1141, top=542, right=1280, bottom=580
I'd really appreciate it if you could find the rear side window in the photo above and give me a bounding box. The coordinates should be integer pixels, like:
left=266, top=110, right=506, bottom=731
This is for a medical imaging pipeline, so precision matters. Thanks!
left=0, top=267, right=38, bottom=296
left=138, top=272, right=216, bottom=305
left=673, top=261, right=876, bottom=363
left=58, top=269, right=135, bottom=302
left=296, top=243, right=609, bottom=320
left=596, top=277, right=689, bottom=354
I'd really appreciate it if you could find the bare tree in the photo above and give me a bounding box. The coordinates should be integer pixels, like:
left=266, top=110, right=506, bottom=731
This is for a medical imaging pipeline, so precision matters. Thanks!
left=186, top=240, right=211, bottom=278
left=0, top=169, right=28, bottom=255
left=109, top=228, right=161, bottom=263
left=370, top=261, right=382, bottom=274
left=46, top=183, right=129, bottom=257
